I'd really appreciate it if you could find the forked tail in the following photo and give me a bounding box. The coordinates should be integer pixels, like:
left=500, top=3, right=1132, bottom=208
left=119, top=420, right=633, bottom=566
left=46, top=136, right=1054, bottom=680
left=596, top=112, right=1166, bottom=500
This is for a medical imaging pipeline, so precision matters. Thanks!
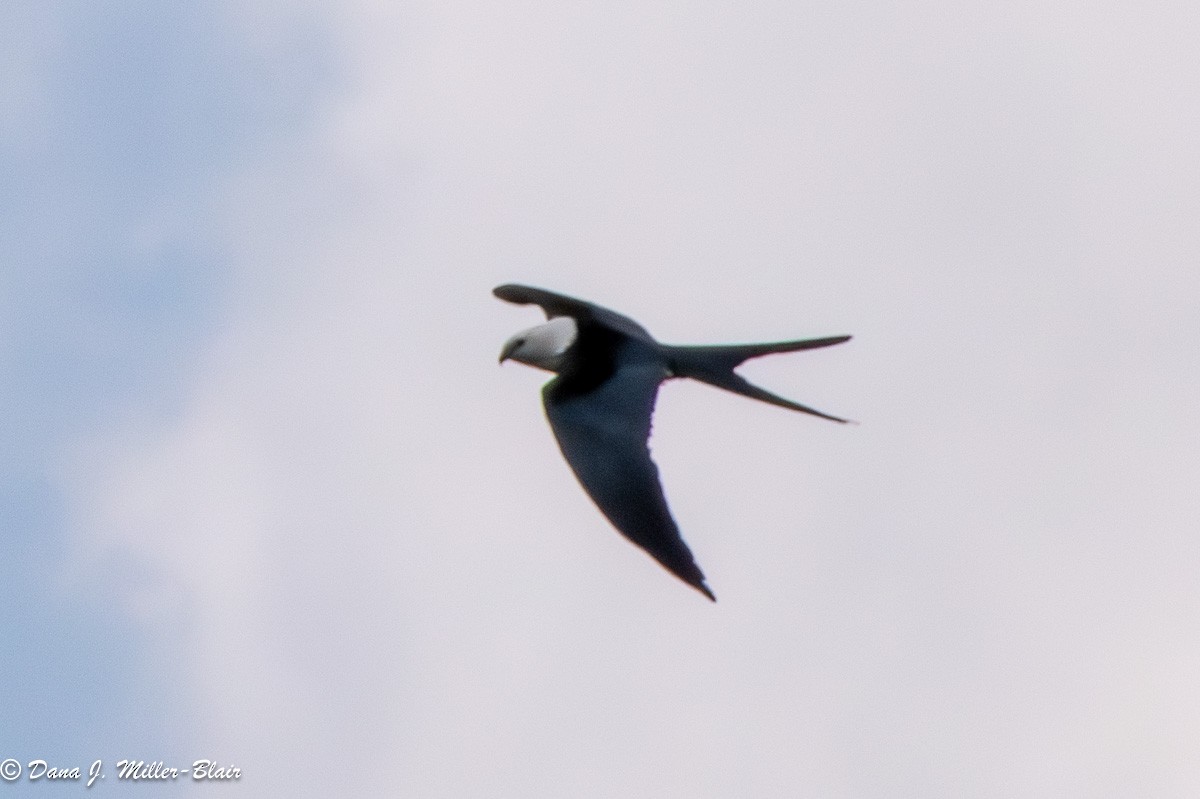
left=664, top=336, right=852, bottom=423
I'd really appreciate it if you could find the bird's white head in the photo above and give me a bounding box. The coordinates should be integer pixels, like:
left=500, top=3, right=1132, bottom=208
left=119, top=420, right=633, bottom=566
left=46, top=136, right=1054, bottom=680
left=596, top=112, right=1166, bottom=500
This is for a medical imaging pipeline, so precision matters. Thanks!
left=498, top=316, right=578, bottom=372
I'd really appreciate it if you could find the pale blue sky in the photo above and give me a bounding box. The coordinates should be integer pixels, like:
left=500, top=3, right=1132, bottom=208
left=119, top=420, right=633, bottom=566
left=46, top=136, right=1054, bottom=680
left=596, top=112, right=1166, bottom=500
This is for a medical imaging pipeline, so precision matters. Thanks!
left=3, top=0, right=327, bottom=777
left=5, top=2, right=1200, bottom=796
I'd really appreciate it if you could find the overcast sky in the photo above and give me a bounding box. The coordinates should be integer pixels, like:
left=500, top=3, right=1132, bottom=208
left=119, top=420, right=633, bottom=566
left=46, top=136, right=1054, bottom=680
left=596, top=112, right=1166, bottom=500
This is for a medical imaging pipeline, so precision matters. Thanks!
left=5, top=1, right=1200, bottom=796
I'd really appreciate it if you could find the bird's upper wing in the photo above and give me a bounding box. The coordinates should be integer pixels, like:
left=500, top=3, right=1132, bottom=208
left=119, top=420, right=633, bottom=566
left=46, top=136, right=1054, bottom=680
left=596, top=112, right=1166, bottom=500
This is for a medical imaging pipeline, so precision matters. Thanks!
left=493, top=284, right=655, bottom=342
left=542, top=355, right=715, bottom=601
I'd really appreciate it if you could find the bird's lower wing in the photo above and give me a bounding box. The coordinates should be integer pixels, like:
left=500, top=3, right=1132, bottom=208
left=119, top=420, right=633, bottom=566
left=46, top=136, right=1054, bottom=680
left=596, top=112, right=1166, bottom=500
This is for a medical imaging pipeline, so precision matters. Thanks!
left=542, top=361, right=715, bottom=601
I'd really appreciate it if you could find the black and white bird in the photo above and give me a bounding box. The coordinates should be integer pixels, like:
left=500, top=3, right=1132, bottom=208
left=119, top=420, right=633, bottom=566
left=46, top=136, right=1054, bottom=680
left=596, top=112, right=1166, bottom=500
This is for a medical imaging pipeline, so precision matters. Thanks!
left=496, top=284, right=851, bottom=601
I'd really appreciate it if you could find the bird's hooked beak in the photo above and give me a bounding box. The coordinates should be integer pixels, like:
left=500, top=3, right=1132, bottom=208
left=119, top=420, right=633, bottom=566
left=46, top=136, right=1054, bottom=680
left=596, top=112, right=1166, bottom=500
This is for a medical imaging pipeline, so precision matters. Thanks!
left=498, top=338, right=522, bottom=364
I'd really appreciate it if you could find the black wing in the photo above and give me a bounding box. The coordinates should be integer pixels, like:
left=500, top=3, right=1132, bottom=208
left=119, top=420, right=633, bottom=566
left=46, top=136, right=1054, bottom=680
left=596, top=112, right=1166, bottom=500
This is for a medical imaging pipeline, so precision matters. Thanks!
left=542, top=356, right=715, bottom=601
left=493, top=284, right=655, bottom=342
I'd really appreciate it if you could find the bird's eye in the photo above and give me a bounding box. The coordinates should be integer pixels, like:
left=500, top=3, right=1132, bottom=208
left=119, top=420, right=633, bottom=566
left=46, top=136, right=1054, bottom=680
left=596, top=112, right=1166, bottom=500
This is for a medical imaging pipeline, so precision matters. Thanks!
left=515, top=338, right=526, bottom=347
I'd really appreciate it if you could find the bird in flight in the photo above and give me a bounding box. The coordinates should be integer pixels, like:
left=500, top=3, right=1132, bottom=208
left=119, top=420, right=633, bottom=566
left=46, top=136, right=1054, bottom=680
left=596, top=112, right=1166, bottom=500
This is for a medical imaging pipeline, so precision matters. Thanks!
left=495, top=284, right=851, bottom=601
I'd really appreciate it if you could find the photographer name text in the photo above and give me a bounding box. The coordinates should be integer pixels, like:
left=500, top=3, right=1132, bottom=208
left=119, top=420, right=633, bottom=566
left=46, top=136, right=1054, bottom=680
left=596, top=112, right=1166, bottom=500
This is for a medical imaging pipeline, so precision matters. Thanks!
left=0, top=758, right=240, bottom=787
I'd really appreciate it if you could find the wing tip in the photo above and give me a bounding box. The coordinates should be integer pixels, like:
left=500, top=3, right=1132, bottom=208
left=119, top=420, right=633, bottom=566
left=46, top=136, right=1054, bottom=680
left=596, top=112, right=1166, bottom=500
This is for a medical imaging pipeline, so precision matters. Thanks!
left=493, top=283, right=527, bottom=302
left=681, top=572, right=717, bottom=602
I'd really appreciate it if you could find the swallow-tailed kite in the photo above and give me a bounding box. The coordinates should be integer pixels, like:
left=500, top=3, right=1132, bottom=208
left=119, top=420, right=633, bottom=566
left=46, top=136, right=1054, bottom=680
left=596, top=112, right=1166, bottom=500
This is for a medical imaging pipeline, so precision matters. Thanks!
left=496, top=284, right=850, bottom=601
